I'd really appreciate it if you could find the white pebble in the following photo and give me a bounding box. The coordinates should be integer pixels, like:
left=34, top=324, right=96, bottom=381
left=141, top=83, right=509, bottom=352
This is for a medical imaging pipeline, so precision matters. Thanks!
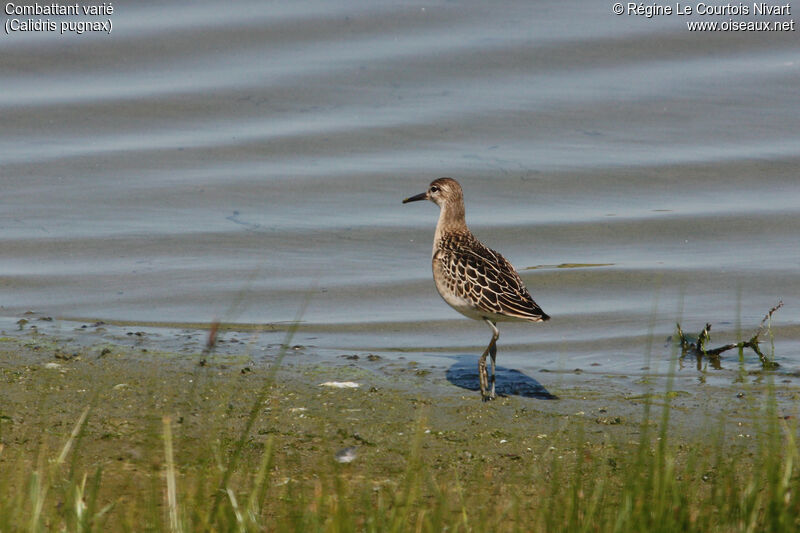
left=320, top=381, right=360, bottom=388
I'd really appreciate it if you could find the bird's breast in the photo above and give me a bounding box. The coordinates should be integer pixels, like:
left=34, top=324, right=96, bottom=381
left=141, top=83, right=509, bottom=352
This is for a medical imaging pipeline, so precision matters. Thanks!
left=432, top=251, right=484, bottom=320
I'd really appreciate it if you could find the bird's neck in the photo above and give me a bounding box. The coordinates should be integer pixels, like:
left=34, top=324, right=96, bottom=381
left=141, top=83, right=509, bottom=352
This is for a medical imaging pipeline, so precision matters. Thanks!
left=433, top=201, right=468, bottom=252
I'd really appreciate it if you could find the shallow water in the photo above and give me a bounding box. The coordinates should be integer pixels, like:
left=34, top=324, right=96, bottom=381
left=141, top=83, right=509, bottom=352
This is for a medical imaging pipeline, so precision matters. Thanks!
left=2, top=1, right=799, bottom=384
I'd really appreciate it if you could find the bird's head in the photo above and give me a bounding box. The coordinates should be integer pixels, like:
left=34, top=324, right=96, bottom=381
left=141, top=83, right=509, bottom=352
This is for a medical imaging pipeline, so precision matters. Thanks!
left=402, top=177, right=463, bottom=208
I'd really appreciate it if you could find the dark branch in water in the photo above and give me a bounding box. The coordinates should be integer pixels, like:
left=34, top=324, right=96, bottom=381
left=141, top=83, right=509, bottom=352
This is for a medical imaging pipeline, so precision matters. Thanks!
left=199, top=319, right=221, bottom=366
left=676, top=301, right=783, bottom=370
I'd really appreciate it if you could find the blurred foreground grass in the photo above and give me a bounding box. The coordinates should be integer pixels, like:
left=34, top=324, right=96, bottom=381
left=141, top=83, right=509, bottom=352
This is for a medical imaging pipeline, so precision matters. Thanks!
left=0, top=333, right=798, bottom=532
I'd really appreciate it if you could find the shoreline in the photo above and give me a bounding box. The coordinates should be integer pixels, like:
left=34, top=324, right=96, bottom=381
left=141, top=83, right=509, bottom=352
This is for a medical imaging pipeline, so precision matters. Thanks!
left=1, top=327, right=799, bottom=529
left=2, top=328, right=796, bottom=451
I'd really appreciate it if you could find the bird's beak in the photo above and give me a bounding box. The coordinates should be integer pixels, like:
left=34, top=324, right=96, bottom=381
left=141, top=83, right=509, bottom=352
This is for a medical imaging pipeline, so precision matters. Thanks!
left=402, top=191, right=428, bottom=204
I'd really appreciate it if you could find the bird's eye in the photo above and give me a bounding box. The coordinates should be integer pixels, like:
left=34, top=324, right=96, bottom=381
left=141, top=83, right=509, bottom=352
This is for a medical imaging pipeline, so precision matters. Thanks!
left=430, top=185, right=440, bottom=193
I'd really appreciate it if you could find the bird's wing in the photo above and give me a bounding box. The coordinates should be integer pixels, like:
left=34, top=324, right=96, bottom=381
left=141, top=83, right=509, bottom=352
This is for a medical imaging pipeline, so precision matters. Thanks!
left=439, top=236, right=549, bottom=322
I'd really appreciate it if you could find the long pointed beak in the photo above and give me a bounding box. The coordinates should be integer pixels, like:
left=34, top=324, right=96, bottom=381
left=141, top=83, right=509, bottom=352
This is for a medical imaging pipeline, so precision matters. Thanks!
left=402, top=192, right=428, bottom=204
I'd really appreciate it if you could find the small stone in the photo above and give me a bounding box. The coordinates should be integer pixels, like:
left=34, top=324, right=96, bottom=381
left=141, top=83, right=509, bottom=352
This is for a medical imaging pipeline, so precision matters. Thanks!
left=320, top=381, right=360, bottom=389
left=335, top=446, right=357, bottom=463
left=596, top=416, right=622, bottom=425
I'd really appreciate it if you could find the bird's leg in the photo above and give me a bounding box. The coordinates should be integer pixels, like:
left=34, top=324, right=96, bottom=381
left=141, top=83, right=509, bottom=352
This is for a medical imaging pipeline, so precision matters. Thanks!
left=489, top=340, right=497, bottom=400
left=478, top=346, right=490, bottom=400
left=479, top=319, right=500, bottom=402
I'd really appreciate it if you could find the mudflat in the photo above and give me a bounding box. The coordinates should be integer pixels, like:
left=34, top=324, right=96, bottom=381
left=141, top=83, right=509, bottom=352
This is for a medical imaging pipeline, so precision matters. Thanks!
left=1, top=329, right=798, bottom=529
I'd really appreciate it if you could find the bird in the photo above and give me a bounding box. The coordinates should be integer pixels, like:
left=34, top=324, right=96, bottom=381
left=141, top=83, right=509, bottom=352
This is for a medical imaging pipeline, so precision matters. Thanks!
left=403, top=177, right=549, bottom=401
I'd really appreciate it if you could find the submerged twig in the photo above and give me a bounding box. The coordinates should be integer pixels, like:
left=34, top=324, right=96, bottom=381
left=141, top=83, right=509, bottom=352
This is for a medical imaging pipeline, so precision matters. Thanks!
left=198, top=320, right=220, bottom=366
left=676, top=301, right=783, bottom=370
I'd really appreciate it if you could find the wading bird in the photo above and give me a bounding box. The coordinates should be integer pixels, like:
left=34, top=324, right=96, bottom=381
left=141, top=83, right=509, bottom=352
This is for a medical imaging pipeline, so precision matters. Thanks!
left=403, top=178, right=549, bottom=401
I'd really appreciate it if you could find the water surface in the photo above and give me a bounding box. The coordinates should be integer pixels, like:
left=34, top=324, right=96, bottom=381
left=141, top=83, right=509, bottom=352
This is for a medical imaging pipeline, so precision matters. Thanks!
left=2, top=1, right=799, bottom=387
